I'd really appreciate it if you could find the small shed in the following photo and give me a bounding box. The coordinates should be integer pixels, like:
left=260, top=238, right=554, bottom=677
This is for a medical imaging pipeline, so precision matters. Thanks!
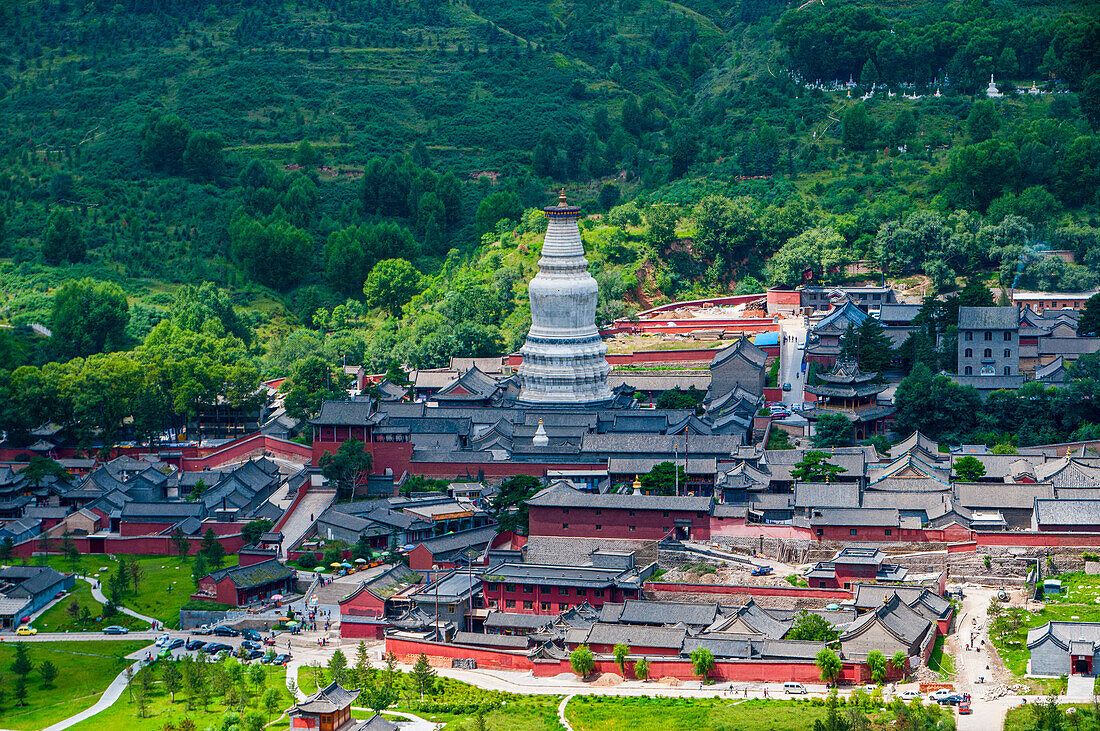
left=1043, top=579, right=1063, bottom=597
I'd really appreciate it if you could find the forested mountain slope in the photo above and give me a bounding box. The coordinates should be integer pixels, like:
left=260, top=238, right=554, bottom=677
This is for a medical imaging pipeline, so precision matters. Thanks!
left=0, top=0, right=1098, bottom=447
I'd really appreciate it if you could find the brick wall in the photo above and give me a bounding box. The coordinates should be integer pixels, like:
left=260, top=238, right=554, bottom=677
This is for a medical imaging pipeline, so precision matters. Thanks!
left=644, top=582, right=853, bottom=601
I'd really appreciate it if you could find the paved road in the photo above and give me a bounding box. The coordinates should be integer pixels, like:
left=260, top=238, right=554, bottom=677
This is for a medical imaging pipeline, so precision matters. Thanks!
left=778, top=318, right=807, bottom=407
left=281, top=488, right=336, bottom=554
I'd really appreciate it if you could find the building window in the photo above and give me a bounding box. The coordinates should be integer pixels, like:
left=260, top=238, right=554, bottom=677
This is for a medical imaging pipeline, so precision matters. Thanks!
left=595, top=509, right=601, bottom=515
left=523, top=584, right=534, bottom=593
left=985, top=331, right=993, bottom=341
left=984, top=348, right=992, bottom=358
left=541, top=602, right=550, bottom=611
left=1004, top=349, right=1011, bottom=358
left=485, top=582, right=496, bottom=591
left=488, top=599, right=497, bottom=607
left=559, top=587, right=569, bottom=595
left=577, top=589, right=587, bottom=596
left=964, top=348, right=972, bottom=358
left=523, top=601, right=533, bottom=610
left=1004, top=366, right=1012, bottom=375
left=505, top=600, right=515, bottom=608
left=562, top=508, right=568, bottom=514
left=594, top=589, right=604, bottom=598
left=595, top=524, right=602, bottom=530
left=965, top=366, right=973, bottom=375
left=663, top=511, right=669, bottom=517
left=885, top=529, right=892, bottom=536
left=965, top=332, right=973, bottom=341
left=505, top=584, right=515, bottom=592
left=1004, top=332, right=1012, bottom=341
left=562, top=523, right=569, bottom=529
left=629, top=525, right=635, bottom=532
left=558, top=603, right=569, bottom=610
left=850, top=529, right=857, bottom=536
left=629, top=510, right=635, bottom=516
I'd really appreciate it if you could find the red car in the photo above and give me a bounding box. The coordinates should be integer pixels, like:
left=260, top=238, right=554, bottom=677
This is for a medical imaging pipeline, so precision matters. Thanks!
left=958, top=701, right=971, bottom=715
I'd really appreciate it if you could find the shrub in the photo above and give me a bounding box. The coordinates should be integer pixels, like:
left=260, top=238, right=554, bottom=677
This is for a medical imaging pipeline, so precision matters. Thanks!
left=297, top=554, right=318, bottom=570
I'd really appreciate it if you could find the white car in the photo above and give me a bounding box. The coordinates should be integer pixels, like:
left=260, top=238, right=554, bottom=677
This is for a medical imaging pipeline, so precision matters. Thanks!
left=862, top=684, right=877, bottom=693
left=154, top=634, right=171, bottom=647
left=899, top=690, right=922, bottom=701
left=929, top=689, right=955, bottom=702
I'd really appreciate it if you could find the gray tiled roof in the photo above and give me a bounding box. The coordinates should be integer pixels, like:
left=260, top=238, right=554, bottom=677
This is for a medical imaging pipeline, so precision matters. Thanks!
left=527, top=481, right=712, bottom=512
left=482, top=562, right=640, bottom=589
left=794, top=482, right=860, bottom=509
left=207, top=558, right=294, bottom=589
left=605, top=599, right=719, bottom=628
left=484, top=612, right=555, bottom=630
left=1034, top=498, right=1100, bottom=526
left=958, top=306, right=1018, bottom=330
left=582, top=622, right=687, bottom=649
left=451, top=631, right=529, bottom=649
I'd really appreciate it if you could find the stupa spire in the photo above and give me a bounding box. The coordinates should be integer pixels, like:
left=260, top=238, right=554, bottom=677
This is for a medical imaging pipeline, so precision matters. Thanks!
left=516, top=190, right=612, bottom=406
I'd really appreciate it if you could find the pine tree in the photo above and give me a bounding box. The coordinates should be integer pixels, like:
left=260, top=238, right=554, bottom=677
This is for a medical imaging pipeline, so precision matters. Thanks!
left=411, top=653, right=436, bottom=700
left=11, top=643, right=32, bottom=678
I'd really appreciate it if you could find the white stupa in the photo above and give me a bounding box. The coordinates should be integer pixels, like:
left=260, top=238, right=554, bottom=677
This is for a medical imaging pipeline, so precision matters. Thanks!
left=985, top=74, right=1002, bottom=98
left=516, top=190, right=612, bottom=407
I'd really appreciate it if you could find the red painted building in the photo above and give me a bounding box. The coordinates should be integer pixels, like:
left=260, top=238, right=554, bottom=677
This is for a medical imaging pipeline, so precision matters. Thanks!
left=194, top=559, right=296, bottom=606
left=481, top=558, right=649, bottom=614
left=526, top=481, right=713, bottom=541
left=806, top=547, right=908, bottom=590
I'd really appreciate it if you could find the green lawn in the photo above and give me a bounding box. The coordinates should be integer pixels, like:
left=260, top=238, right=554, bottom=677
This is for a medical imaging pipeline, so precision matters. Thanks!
left=991, top=572, right=1100, bottom=676
left=0, top=640, right=148, bottom=731
left=927, top=635, right=956, bottom=680
left=70, top=658, right=290, bottom=731
left=33, top=580, right=148, bottom=633
left=1004, top=702, right=1097, bottom=731
left=564, top=697, right=922, bottom=731
left=23, top=553, right=238, bottom=628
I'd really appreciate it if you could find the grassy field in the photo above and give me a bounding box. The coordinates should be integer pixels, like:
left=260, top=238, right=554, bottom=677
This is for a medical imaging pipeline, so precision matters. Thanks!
left=927, top=635, right=956, bottom=681
left=0, top=640, right=148, bottom=731
left=992, top=572, right=1100, bottom=676
left=23, top=553, right=238, bottom=628
left=1004, top=702, right=1097, bottom=731
left=70, top=658, right=289, bottom=731
left=33, top=580, right=148, bottom=633
left=564, top=696, right=913, bottom=731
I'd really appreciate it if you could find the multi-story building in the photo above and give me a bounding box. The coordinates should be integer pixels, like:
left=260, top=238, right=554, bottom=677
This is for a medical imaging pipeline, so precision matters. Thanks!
left=955, top=306, right=1023, bottom=393
left=1012, top=289, right=1099, bottom=314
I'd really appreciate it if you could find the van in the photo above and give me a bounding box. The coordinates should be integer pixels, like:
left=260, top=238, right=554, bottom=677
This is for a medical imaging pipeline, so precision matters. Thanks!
left=783, top=682, right=807, bottom=695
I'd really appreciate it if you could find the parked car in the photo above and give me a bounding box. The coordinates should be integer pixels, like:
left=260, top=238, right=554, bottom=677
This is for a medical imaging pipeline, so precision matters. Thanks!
left=782, top=382, right=792, bottom=391
left=246, top=649, right=265, bottom=661
left=157, top=648, right=173, bottom=660
left=103, top=626, right=129, bottom=635
left=242, top=629, right=262, bottom=642
left=155, top=634, right=171, bottom=647
left=932, top=692, right=963, bottom=705
left=185, top=639, right=206, bottom=651
left=213, top=625, right=239, bottom=637
left=929, top=689, right=955, bottom=702
left=958, top=700, right=971, bottom=715
left=750, top=565, right=773, bottom=576
left=899, top=690, right=921, bottom=701
left=862, top=685, right=877, bottom=693
left=203, top=642, right=232, bottom=654
left=193, top=625, right=213, bottom=635
left=783, top=682, right=807, bottom=695
left=16, top=625, right=37, bottom=636
left=167, top=638, right=185, bottom=650
left=272, top=654, right=291, bottom=665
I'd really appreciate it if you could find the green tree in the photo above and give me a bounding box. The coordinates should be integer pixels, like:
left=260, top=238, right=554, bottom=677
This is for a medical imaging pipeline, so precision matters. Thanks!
left=284, top=356, right=342, bottom=421
left=329, top=649, right=349, bottom=687
left=644, top=204, right=678, bottom=250
left=570, top=645, right=596, bottom=679
left=38, top=659, right=57, bottom=688
left=42, top=208, right=85, bottom=265
left=954, top=455, right=987, bottom=482
left=162, top=661, right=182, bottom=702
left=363, top=259, right=422, bottom=317
left=14, top=676, right=27, bottom=707
left=1080, top=293, right=1100, bottom=336
left=242, top=519, right=274, bottom=546
left=638, top=461, right=688, bottom=496
left=50, top=278, right=129, bottom=359
left=894, top=363, right=981, bottom=441
left=842, top=105, right=876, bottom=150
left=475, top=192, right=522, bottom=238
left=866, top=649, right=887, bottom=683
left=141, top=113, right=192, bottom=173
left=786, top=610, right=840, bottom=642
left=229, top=215, right=313, bottom=291
left=655, top=387, right=706, bottom=410
left=813, top=412, right=855, bottom=448
left=792, top=451, right=847, bottom=482
left=410, top=652, right=436, bottom=699
left=839, top=319, right=893, bottom=375
left=18, top=456, right=71, bottom=489
left=491, top=474, right=543, bottom=534
left=172, top=527, right=191, bottom=557
left=319, top=438, right=373, bottom=500
left=199, top=529, right=225, bottom=569
left=183, top=131, right=225, bottom=182
left=815, top=647, right=842, bottom=685
left=890, top=650, right=909, bottom=677
left=693, top=195, right=757, bottom=263
left=11, top=643, right=32, bottom=678
left=767, top=228, right=852, bottom=287
left=612, top=644, right=630, bottom=676
left=633, top=657, right=650, bottom=681
left=967, top=100, right=1000, bottom=142
left=690, top=647, right=715, bottom=680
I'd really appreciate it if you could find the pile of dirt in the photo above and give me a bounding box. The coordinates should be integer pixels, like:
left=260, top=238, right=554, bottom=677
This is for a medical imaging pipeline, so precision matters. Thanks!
left=592, top=673, right=624, bottom=686
left=657, top=676, right=682, bottom=686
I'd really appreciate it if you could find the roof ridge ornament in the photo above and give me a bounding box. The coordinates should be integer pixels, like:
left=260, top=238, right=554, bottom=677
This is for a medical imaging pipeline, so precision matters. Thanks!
left=558, top=188, right=569, bottom=207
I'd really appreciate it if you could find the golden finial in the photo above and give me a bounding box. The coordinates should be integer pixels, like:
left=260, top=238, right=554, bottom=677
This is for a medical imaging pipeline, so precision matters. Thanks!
left=632, top=474, right=642, bottom=492
left=558, top=188, right=568, bottom=207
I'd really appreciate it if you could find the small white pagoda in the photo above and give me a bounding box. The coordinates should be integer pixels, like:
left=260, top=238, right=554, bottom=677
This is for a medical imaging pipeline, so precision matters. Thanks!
left=985, top=74, right=1002, bottom=98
